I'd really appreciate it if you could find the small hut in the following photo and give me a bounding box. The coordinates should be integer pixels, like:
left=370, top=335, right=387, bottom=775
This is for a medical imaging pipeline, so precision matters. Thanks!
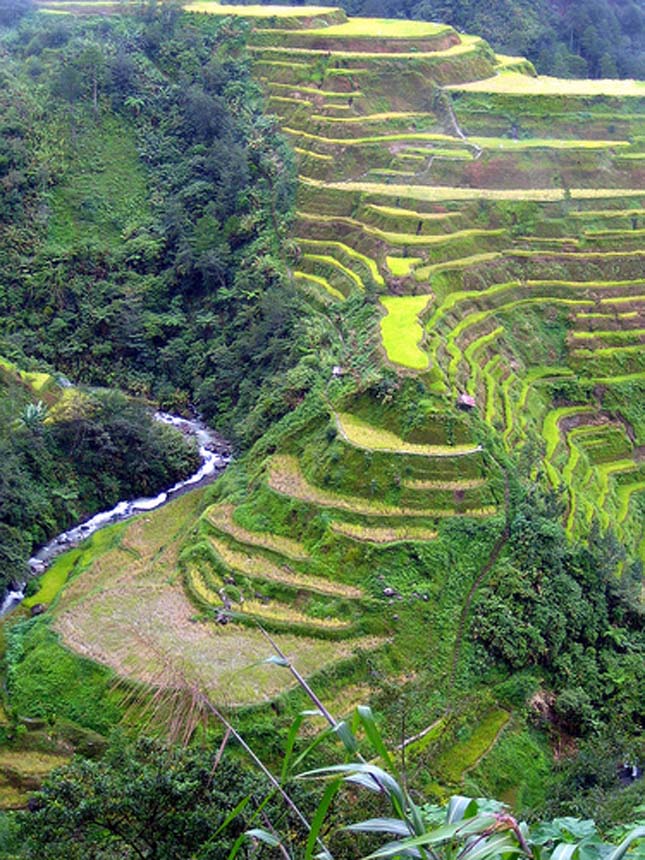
left=456, top=393, right=476, bottom=411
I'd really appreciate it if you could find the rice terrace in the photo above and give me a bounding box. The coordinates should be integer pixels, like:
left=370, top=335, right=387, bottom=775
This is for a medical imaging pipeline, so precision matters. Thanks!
left=0, top=0, right=643, bottom=848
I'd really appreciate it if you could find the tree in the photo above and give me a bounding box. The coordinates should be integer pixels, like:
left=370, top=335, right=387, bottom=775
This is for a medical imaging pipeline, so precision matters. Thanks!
left=75, top=41, right=106, bottom=115
left=0, top=0, right=33, bottom=27
left=0, top=523, right=29, bottom=585
left=51, top=64, right=83, bottom=105
left=107, top=50, right=138, bottom=106
left=599, top=51, right=618, bottom=77
left=15, top=691, right=645, bottom=860
left=19, top=737, right=270, bottom=859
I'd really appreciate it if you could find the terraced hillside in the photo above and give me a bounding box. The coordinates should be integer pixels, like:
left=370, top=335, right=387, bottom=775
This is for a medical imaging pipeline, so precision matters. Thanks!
left=228, top=6, right=644, bottom=560
left=15, top=3, right=644, bottom=803
left=191, top=5, right=643, bottom=788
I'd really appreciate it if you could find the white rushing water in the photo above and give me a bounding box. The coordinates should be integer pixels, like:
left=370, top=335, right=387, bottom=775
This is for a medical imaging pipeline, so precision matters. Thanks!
left=0, top=412, right=231, bottom=615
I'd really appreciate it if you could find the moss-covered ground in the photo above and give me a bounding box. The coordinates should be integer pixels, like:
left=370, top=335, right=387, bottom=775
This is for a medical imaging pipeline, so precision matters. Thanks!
left=45, top=115, right=150, bottom=249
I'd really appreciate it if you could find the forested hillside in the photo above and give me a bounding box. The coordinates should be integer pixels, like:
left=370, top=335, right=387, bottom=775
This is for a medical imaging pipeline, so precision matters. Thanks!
left=0, top=4, right=307, bottom=445
left=1, top=5, right=300, bottom=587
left=0, top=357, right=199, bottom=590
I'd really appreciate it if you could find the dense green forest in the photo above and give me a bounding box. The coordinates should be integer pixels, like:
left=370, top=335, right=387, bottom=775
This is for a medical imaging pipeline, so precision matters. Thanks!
left=259, top=0, right=645, bottom=79
left=0, top=359, right=200, bottom=589
left=0, top=0, right=325, bottom=595
left=0, top=2, right=309, bottom=446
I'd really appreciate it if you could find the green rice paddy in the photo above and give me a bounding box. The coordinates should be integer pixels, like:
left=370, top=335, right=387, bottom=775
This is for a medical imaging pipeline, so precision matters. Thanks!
left=300, top=177, right=645, bottom=203
left=386, top=256, right=422, bottom=276
left=185, top=4, right=337, bottom=17
left=297, top=18, right=453, bottom=38
left=447, top=71, right=645, bottom=96
left=335, top=412, right=481, bottom=456
left=380, top=295, right=432, bottom=369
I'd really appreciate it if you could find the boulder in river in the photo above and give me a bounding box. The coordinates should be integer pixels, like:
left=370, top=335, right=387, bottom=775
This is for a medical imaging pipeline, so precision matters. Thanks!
left=28, top=560, right=46, bottom=574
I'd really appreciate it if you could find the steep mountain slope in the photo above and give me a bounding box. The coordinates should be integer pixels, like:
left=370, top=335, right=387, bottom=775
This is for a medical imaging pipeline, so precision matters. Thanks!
left=229, top=0, right=645, bottom=79
left=229, top=4, right=644, bottom=563
left=0, top=8, right=300, bottom=447
left=7, top=3, right=644, bottom=809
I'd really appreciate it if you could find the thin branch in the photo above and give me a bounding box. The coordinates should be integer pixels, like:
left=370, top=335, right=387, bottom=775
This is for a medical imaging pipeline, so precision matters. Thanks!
left=111, top=627, right=331, bottom=856
left=257, top=625, right=339, bottom=729
left=197, top=691, right=311, bottom=832
left=210, top=727, right=232, bottom=778
left=261, top=810, right=293, bottom=860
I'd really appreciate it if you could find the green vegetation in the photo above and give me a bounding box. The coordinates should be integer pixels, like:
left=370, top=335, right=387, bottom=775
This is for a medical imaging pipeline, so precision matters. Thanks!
left=0, top=0, right=643, bottom=847
left=249, top=0, right=645, bottom=80
left=5, top=488, right=379, bottom=717
left=380, top=295, right=432, bottom=369
left=0, top=6, right=301, bottom=447
left=268, top=453, right=493, bottom=516
left=335, top=412, right=481, bottom=456
left=17, top=737, right=280, bottom=859
left=386, top=256, right=423, bottom=276
left=293, top=271, right=345, bottom=301
left=21, top=551, right=82, bottom=610
left=253, top=38, right=484, bottom=60
left=3, top=685, right=643, bottom=860
left=207, top=504, right=310, bottom=560
left=45, top=117, right=150, bottom=248
left=329, top=521, right=438, bottom=543
left=298, top=238, right=384, bottom=287
left=470, top=135, right=631, bottom=149
left=434, top=708, right=510, bottom=783
left=5, top=620, right=124, bottom=734
left=300, top=18, right=452, bottom=37
left=184, top=3, right=337, bottom=18
left=449, top=72, right=645, bottom=96
left=0, top=363, right=198, bottom=590
left=303, top=179, right=645, bottom=202
left=199, top=7, right=643, bottom=825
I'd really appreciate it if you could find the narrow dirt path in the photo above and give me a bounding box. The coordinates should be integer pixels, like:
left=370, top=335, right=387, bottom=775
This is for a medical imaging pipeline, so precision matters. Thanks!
left=437, top=89, right=483, bottom=159
left=395, top=716, right=445, bottom=752
left=448, top=470, right=510, bottom=691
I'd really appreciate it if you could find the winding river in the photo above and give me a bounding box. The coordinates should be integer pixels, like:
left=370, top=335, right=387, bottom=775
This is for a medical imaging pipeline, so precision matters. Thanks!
left=0, top=412, right=231, bottom=616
